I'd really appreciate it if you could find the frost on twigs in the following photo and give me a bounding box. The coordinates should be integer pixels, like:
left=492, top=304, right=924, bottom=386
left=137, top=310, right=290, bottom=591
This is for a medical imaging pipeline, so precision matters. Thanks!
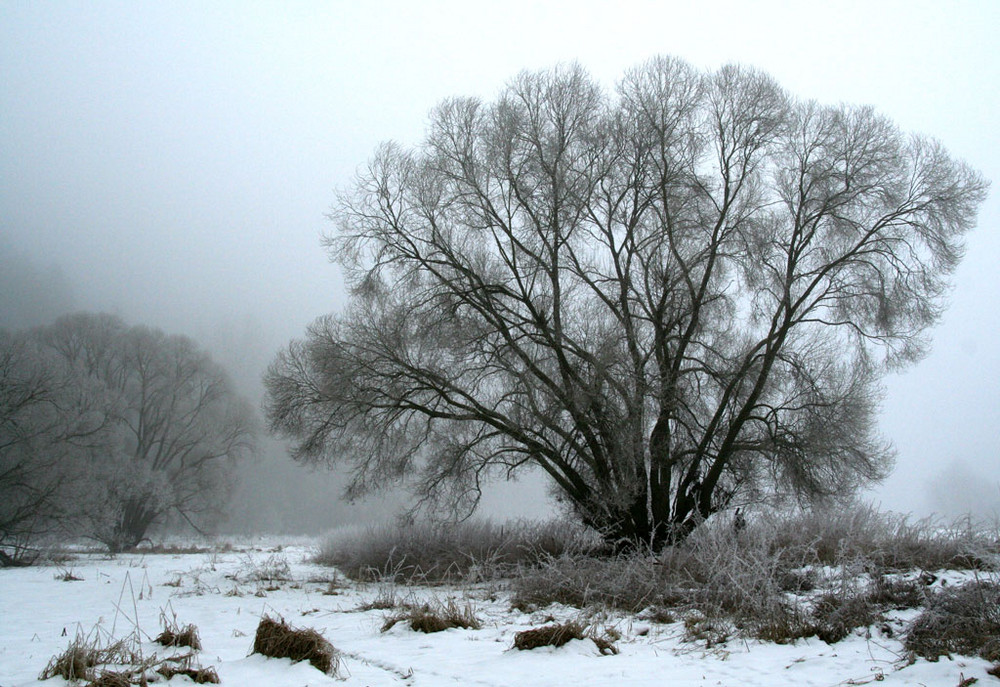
left=905, top=581, right=1000, bottom=661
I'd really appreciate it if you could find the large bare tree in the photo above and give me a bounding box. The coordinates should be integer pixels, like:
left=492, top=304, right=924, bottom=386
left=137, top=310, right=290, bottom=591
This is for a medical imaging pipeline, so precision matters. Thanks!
left=266, top=58, right=987, bottom=548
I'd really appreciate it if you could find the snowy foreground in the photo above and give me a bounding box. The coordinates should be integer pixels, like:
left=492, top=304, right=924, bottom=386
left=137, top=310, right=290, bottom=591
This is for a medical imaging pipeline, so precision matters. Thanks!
left=1, top=543, right=995, bottom=687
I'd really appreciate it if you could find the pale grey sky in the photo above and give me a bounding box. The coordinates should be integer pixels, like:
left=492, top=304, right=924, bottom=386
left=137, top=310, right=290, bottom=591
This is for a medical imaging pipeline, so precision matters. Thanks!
left=2, top=0, right=997, bottom=522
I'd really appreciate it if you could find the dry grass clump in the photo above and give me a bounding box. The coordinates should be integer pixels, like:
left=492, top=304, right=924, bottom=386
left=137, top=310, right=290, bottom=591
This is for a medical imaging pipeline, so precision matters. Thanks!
left=54, top=568, right=84, bottom=582
left=41, top=627, right=220, bottom=685
left=513, top=621, right=618, bottom=655
left=155, top=665, right=220, bottom=683
left=88, top=671, right=133, bottom=687
left=252, top=615, right=340, bottom=676
left=381, top=599, right=480, bottom=633
left=682, top=613, right=733, bottom=648
left=905, top=581, right=1000, bottom=661
left=357, top=587, right=403, bottom=611
left=40, top=634, right=137, bottom=681
left=155, top=624, right=202, bottom=650
left=866, top=576, right=927, bottom=610
left=316, top=519, right=594, bottom=583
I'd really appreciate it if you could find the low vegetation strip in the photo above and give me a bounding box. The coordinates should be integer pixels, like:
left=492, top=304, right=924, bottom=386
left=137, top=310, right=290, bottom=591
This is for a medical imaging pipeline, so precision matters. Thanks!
left=316, top=506, right=999, bottom=649
left=315, top=519, right=596, bottom=583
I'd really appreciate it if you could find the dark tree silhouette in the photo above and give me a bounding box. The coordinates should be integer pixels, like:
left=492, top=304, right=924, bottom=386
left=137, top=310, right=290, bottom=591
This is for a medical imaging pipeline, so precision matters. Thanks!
left=266, top=57, right=987, bottom=548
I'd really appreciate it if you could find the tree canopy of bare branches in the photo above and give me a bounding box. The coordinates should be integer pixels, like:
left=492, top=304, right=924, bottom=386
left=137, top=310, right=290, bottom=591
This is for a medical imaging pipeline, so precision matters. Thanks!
left=1, top=314, right=256, bottom=555
left=0, top=331, right=110, bottom=563
left=266, top=57, right=988, bottom=548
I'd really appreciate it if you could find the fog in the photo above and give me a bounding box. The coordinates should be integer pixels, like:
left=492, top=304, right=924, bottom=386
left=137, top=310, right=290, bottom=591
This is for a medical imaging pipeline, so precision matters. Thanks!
left=2, top=1, right=998, bottom=532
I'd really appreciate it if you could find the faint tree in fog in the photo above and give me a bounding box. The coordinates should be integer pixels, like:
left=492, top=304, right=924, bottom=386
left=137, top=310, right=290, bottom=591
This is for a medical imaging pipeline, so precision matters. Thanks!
left=266, top=57, right=987, bottom=549
left=2, top=314, right=257, bottom=553
left=0, top=332, right=109, bottom=564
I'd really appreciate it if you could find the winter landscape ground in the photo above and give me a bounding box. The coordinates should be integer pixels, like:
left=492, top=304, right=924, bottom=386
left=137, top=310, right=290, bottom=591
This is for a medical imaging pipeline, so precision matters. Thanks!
left=2, top=519, right=999, bottom=687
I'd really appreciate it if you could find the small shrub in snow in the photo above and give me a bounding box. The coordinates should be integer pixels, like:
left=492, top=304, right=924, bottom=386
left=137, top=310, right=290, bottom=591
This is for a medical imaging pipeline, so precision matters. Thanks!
left=241, top=552, right=292, bottom=583
left=810, top=592, right=880, bottom=644
left=89, top=670, right=133, bottom=687
left=357, top=587, right=403, bottom=611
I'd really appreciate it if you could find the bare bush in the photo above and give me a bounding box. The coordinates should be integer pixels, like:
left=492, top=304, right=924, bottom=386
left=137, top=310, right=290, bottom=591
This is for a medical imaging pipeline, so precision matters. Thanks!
left=905, top=581, right=1000, bottom=661
left=512, top=506, right=992, bottom=645
left=512, top=554, right=667, bottom=613
left=765, top=504, right=998, bottom=571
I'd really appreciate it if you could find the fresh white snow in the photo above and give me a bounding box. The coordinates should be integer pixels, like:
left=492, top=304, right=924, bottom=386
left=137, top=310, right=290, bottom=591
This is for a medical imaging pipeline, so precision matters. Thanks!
left=1, top=543, right=995, bottom=686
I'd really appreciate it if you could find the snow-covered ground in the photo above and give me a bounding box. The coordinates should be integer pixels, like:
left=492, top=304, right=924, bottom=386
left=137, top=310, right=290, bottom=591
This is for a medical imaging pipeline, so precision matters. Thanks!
left=1, top=543, right=995, bottom=686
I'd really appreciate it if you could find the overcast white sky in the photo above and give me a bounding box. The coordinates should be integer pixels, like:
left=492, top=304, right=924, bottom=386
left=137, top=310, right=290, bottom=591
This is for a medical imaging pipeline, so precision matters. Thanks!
left=2, top=0, right=997, bottom=521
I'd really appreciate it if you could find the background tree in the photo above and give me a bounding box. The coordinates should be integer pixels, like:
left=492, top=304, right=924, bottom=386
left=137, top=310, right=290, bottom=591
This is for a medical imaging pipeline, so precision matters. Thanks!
left=0, top=331, right=109, bottom=564
left=0, top=314, right=257, bottom=553
left=266, top=57, right=987, bottom=548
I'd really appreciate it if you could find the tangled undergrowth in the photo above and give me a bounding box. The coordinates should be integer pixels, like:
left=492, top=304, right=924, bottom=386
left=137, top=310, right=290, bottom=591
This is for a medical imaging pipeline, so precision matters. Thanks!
left=905, top=581, right=1000, bottom=661
left=316, top=505, right=999, bottom=650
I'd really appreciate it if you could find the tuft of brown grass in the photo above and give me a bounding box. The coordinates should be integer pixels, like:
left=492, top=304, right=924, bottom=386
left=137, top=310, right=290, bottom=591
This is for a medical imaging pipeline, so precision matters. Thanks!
left=155, top=607, right=203, bottom=650
left=513, top=621, right=617, bottom=655
left=39, top=634, right=137, bottom=682
left=155, top=665, right=221, bottom=684
left=88, top=670, right=133, bottom=687
left=252, top=615, right=340, bottom=676
left=381, top=599, right=480, bottom=633
left=155, top=624, right=202, bottom=650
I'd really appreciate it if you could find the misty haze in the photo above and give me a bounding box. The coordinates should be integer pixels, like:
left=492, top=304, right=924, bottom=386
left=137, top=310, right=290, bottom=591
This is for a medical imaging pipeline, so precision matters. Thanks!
left=2, top=3, right=999, bottom=686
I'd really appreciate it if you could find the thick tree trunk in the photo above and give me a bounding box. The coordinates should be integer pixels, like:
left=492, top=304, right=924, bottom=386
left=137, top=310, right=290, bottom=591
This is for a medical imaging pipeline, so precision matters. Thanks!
left=105, top=497, right=158, bottom=553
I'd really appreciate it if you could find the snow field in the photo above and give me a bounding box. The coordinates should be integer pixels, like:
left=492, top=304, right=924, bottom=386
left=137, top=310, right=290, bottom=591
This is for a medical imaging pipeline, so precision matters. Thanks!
left=1, top=545, right=996, bottom=686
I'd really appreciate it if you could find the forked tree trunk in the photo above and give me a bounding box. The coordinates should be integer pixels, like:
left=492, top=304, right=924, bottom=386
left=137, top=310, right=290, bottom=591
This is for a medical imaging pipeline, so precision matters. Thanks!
left=105, top=497, right=159, bottom=553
